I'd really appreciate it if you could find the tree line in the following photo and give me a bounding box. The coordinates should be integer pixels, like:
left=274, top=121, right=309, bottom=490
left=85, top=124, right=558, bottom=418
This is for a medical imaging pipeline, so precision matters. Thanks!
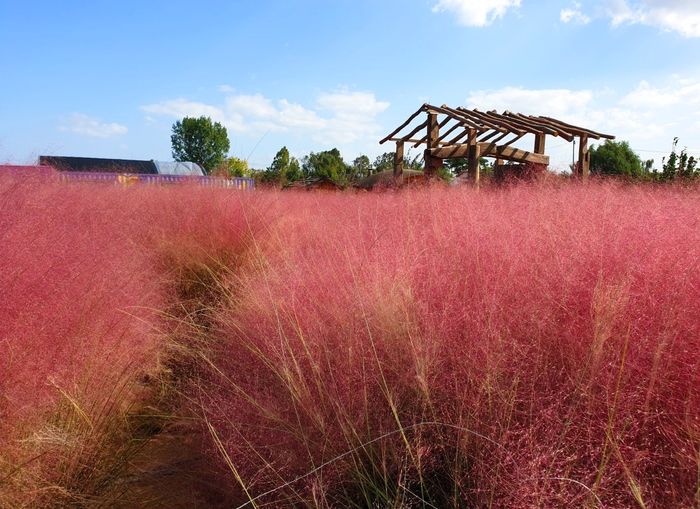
left=170, top=115, right=699, bottom=184
left=590, top=137, right=698, bottom=181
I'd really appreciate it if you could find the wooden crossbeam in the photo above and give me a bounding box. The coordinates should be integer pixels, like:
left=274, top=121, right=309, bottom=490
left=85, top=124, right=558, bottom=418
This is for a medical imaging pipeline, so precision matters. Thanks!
left=430, top=143, right=549, bottom=165
left=480, top=143, right=549, bottom=165
left=429, top=144, right=472, bottom=159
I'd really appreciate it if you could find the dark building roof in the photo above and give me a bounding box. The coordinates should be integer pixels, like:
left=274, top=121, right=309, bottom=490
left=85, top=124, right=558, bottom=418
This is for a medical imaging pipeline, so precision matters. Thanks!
left=39, top=156, right=158, bottom=175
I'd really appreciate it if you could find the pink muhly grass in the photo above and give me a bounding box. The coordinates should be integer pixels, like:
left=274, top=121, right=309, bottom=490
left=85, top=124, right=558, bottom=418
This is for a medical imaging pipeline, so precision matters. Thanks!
left=200, top=183, right=700, bottom=507
left=0, top=174, right=265, bottom=505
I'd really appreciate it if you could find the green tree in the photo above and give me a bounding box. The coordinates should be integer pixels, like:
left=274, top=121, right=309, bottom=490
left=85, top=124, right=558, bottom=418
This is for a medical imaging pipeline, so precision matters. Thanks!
left=171, top=116, right=230, bottom=174
left=373, top=152, right=423, bottom=173
left=217, top=156, right=249, bottom=177
left=373, top=152, right=395, bottom=172
left=444, top=157, right=493, bottom=177
left=590, top=140, right=644, bottom=178
left=659, top=138, right=698, bottom=181
left=263, top=146, right=302, bottom=185
left=352, top=155, right=371, bottom=180
left=302, top=149, right=349, bottom=184
left=287, top=157, right=302, bottom=183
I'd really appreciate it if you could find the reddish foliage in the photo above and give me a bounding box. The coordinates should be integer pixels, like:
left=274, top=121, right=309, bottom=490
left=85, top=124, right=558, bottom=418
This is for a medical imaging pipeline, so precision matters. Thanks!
left=0, top=175, right=260, bottom=438
left=2, top=175, right=698, bottom=507
left=203, top=183, right=700, bottom=507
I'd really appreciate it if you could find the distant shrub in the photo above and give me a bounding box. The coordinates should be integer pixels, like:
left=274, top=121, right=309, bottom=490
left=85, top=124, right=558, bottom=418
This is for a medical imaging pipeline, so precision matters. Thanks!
left=590, top=140, right=644, bottom=178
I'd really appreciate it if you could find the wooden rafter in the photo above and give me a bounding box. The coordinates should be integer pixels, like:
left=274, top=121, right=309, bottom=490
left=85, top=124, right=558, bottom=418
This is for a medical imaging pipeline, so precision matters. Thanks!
left=536, top=116, right=614, bottom=140
left=379, top=105, right=427, bottom=144
left=381, top=104, right=614, bottom=146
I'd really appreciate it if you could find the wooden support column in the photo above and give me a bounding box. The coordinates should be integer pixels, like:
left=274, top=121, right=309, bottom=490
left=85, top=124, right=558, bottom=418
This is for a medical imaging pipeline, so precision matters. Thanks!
left=468, top=138, right=481, bottom=186
left=393, top=141, right=404, bottom=183
left=578, top=135, right=590, bottom=179
left=534, top=133, right=546, bottom=154
left=423, top=113, right=443, bottom=179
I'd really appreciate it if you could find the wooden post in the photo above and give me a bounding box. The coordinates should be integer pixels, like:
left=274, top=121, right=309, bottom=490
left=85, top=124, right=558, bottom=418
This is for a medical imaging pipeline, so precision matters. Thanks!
left=534, top=134, right=546, bottom=154
left=578, top=135, right=590, bottom=180
left=393, top=141, right=404, bottom=183
left=469, top=142, right=481, bottom=186
left=424, top=113, right=443, bottom=179
left=467, top=129, right=479, bottom=184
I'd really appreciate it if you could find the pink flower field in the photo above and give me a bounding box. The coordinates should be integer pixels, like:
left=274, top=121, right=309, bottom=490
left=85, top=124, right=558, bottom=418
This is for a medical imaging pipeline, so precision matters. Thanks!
left=1, top=175, right=698, bottom=508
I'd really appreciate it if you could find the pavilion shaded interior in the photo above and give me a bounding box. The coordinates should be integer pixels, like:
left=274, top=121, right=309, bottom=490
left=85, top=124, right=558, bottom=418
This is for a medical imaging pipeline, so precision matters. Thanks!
left=381, top=104, right=615, bottom=182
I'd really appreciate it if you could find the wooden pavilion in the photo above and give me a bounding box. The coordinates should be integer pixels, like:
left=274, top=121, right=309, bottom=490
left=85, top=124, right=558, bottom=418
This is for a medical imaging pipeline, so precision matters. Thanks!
left=380, top=104, right=615, bottom=183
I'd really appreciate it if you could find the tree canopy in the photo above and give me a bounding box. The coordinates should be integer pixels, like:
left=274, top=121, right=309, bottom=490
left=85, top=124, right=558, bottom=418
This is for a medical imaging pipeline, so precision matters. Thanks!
left=351, top=155, right=371, bottom=180
left=216, top=157, right=249, bottom=178
left=659, top=138, right=698, bottom=181
left=302, top=149, right=349, bottom=183
left=590, top=140, right=644, bottom=178
left=171, top=116, right=230, bottom=174
left=263, top=146, right=301, bottom=185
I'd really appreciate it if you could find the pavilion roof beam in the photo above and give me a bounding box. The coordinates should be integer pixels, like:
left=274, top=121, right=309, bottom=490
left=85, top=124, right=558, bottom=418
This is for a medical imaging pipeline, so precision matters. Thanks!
left=469, top=108, right=532, bottom=133
left=414, top=120, right=461, bottom=148
left=477, top=132, right=527, bottom=158
left=454, top=107, right=517, bottom=134
left=412, top=116, right=457, bottom=147
left=379, top=104, right=428, bottom=144
left=475, top=129, right=511, bottom=147
left=494, top=111, right=561, bottom=138
left=445, top=126, right=476, bottom=146
left=477, top=130, right=503, bottom=143
left=536, top=116, right=615, bottom=140
left=396, top=120, right=430, bottom=144
left=430, top=143, right=550, bottom=166
left=502, top=112, right=572, bottom=141
left=425, top=104, right=486, bottom=132
left=480, top=110, right=539, bottom=137
left=386, top=138, right=427, bottom=145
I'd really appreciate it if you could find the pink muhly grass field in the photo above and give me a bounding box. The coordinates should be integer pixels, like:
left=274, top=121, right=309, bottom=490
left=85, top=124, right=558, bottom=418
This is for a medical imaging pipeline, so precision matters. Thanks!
left=0, top=174, right=262, bottom=504
left=201, top=183, right=700, bottom=507
left=1, top=174, right=698, bottom=507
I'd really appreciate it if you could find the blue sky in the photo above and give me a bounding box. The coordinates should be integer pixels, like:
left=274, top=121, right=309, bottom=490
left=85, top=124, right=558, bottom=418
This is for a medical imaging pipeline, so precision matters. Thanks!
left=2, top=0, right=700, bottom=170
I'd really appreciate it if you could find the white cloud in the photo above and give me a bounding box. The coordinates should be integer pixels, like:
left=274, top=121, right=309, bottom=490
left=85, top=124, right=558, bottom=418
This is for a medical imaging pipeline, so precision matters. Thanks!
left=605, top=0, right=700, bottom=37
left=315, top=91, right=390, bottom=144
left=142, top=90, right=389, bottom=146
left=621, top=78, right=700, bottom=109
left=463, top=77, right=700, bottom=170
left=59, top=113, right=128, bottom=138
left=560, top=2, right=591, bottom=24
left=217, top=84, right=235, bottom=93
left=141, top=98, right=225, bottom=122
left=467, top=87, right=593, bottom=118
left=432, top=0, right=521, bottom=27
